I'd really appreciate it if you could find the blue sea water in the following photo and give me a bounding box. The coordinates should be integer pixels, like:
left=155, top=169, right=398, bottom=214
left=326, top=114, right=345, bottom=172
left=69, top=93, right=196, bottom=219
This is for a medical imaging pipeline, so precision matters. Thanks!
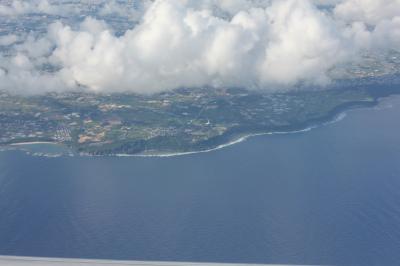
left=1, top=96, right=400, bottom=265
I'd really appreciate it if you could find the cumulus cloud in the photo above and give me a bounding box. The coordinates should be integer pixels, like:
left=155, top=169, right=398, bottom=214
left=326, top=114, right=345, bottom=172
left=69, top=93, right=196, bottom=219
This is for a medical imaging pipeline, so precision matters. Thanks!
left=98, top=0, right=153, bottom=21
left=0, top=0, right=399, bottom=94
left=0, top=34, right=19, bottom=46
left=0, top=0, right=63, bottom=16
left=334, top=0, right=400, bottom=25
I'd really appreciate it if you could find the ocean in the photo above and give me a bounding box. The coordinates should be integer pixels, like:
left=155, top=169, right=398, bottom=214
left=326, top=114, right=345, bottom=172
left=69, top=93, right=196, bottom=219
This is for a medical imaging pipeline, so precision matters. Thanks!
left=0, top=96, right=400, bottom=265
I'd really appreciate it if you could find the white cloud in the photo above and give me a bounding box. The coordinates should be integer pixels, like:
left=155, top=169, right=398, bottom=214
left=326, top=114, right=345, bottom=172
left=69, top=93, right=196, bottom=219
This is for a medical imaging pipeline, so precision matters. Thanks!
left=0, top=0, right=63, bottom=16
left=98, top=0, right=153, bottom=21
left=47, top=0, right=347, bottom=92
left=0, top=0, right=399, bottom=94
left=339, top=0, right=400, bottom=51
left=0, top=34, right=19, bottom=46
left=259, top=0, right=348, bottom=86
left=334, top=0, right=400, bottom=25
left=0, top=54, right=69, bottom=94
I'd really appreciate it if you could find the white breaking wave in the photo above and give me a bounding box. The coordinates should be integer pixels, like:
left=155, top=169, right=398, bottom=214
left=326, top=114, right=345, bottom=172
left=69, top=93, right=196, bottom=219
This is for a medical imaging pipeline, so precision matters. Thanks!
left=115, top=112, right=350, bottom=158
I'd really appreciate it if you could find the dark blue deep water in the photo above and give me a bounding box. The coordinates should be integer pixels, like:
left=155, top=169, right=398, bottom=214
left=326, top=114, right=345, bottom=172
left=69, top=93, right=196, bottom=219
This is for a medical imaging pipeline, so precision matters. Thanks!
left=1, top=97, right=400, bottom=265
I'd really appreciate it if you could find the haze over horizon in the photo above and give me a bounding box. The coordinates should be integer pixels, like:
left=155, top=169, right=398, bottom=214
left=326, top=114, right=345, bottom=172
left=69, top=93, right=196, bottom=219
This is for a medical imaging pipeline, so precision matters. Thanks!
left=0, top=0, right=399, bottom=94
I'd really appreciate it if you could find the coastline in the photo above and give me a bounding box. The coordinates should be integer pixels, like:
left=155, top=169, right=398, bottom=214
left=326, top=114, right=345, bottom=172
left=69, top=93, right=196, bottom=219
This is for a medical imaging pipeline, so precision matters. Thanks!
left=114, top=112, right=346, bottom=158
left=0, top=108, right=348, bottom=158
left=1, top=95, right=396, bottom=158
left=10, top=141, right=58, bottom=146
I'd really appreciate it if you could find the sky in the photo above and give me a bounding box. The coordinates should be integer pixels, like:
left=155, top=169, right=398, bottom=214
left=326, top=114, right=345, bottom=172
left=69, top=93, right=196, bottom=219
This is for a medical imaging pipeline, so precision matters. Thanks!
left=0, top=0, right=399, bottom=94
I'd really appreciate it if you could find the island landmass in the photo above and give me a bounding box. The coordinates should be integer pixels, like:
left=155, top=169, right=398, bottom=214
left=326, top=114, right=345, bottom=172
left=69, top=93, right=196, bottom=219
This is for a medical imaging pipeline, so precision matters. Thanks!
left=1, top=74, right=399, bottom=156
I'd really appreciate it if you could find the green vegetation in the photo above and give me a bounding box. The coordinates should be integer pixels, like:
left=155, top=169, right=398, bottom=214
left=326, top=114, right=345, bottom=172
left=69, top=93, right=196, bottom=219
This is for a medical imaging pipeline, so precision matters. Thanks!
left=0, top=79, right=398, bottom=155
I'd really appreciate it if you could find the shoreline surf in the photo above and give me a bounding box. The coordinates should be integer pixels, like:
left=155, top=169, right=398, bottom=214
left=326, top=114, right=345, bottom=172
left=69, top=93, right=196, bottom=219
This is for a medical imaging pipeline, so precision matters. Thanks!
left=1, top=95, right=397, bottom=158
left=0, top=109, right=349, bottom=158
left=10, top=141, right=59, bottom=146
